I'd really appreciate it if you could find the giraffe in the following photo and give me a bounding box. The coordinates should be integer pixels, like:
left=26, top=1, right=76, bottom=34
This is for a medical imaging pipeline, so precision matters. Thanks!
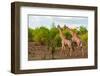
left=64, top=25, right=84, bottom=56
left=57, top=25, right=73, bottom=56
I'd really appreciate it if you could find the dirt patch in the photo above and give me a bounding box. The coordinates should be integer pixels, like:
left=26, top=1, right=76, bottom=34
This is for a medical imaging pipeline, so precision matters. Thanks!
left=28, top=42, right=88, bottom=60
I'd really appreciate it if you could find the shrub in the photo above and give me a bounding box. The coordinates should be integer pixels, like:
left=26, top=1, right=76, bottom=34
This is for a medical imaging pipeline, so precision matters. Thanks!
left=49, top=27, right=59, bottom=39
left=28, top=28, right=34, bottom=41
left=28, top=25, right=88, bottom=47
left=54, top=34, right=61, bottom=47
left=79, top=26, right=88, bottom=35
left=63, top=29, right=72, bottom=40
left=80, top=32, right=88, bottom=43
left=33, top=26, right=50, bottom=45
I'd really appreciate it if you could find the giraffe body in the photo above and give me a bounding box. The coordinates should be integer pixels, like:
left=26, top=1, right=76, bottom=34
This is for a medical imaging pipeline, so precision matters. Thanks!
left=57, top=25, right=73, bottom=56
left=61, top=38, right=72, bottom=50
left=71, top=33, right=82, bottom=48
left=64, top=25, right=84, bottom=56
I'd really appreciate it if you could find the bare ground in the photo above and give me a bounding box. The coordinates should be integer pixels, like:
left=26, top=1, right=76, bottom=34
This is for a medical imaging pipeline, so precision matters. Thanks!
left=28, top=42, right=88, bottom=60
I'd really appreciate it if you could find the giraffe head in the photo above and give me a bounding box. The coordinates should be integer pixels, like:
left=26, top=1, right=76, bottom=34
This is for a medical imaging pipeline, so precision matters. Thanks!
left=57, top=25, right=61, bottom=29
left=63, top=25, right=70, bottom=30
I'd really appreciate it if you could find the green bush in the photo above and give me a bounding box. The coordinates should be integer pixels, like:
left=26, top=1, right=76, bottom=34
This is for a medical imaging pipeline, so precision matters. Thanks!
left=28, top=25, right=88, bottom=47
left=28, top=28, right=34, bottom=41
left=80, top=32, right=88, bottom=43
left=33, top=26, right=49, bottom=45
left=78, top=26, right=88, bottom=45
left=79, top=26, right=88, bottom=35
left=54, top=34, right=61, bottom=47
left=63, top=29, right=72, bottom=40
left=49, top=27, right=59, bottom=39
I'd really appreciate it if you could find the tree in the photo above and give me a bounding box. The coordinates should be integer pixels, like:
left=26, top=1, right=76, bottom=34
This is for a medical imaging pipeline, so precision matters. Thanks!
left=79, top=26, right=88, bottom=35
left=54, top=34, right=61, bottom=47
left=49, top=27, right=59, bottom=39
left=28, top=28, right=34, bottom=41
left=80, top=32, right=88, bottom=43
left=33, top=26, right=50, bottom=45
left=78, top=26, right=88, bottom=45
left=63, top=29, right=72, bottom=40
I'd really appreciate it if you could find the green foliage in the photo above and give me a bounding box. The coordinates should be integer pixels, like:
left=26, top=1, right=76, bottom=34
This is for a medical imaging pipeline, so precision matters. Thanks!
left=80, top=32, right=88, bottom=43
left=78, top=26, right=88, bottom=45
left=28, top=28, right=34, bottom=41
left=28, top=25, right=88, bottom=47
left=72, top=28, right=79, bottom=34
left=63, top=29, right=72, bottom=40
left=54, top=34, right=61, bottom=47
left=79, top=26, right=88, bottom=35
left=49, top=26, right=60, bottom=49
left=33, top=26, right=49, bottom=45
left=49, top=27, right=59, bottom=39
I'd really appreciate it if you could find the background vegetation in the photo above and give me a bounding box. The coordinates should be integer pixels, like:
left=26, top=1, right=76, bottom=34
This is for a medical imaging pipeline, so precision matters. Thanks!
left=28, top=23, right=88, bottom=52
left=28, top=24, right=88, bottom=60
left=28, top=25, right=88, bottom=49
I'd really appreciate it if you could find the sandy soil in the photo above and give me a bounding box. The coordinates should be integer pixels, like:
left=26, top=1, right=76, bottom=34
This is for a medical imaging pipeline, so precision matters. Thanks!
left=28, top=42, right=88, bottom=60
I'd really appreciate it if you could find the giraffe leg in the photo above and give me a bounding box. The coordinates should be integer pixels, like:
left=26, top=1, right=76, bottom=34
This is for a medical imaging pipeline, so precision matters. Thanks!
left=61, top=41, right=65, bottom=51
left=68, top=43, right=72, bottom=56
left=77, top=42, right=80, bottom=48
left=76, top=45, right=79, bottom=48
left=61, top=42, right=65, bottom=56
left=81, top=47, right=84, bottom=56
left=80, top=42, right=84, bottom=56
left=62, top=45, right=65, bottom=55
left=69, top=47, right=73, bottom=56
left=61, top=41, right=64, bottom=51
left=62, top=44, right=64, bottom=51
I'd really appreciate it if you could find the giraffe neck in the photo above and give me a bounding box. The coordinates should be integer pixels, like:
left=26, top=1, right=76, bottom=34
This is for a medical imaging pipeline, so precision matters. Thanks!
left=70, top=30, right=79, bottom=39
left=58, top=28, right=66, bottom=39
left=67, top=28, right=73, bottom=35
left=67, top=28, right=80, bottom=40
